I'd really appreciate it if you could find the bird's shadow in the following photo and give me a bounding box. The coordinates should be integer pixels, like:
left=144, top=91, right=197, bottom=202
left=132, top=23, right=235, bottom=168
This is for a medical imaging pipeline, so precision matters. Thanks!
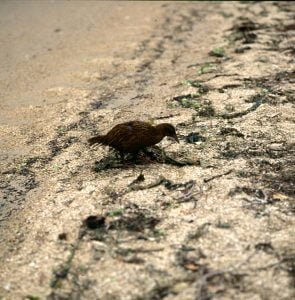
left=93, top=146, right=199, bottom=172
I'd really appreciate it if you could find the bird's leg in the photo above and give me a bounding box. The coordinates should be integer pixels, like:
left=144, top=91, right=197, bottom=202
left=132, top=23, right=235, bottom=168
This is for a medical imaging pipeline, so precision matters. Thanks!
left=141, top=147, right=157, bottom=160
left=130, top=151, right=140, bottom=162
left=141, top=147, right=149, bottom=155
left=114, top=151, right=120, bottom=160
left=119, top=151, right=125, bottom=163
left=137, top=148, right=154, bottom=163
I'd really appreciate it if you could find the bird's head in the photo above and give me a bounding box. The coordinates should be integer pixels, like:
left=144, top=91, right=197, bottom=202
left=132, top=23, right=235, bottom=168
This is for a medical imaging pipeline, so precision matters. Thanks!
left=156, top=123, right=179, bottom=143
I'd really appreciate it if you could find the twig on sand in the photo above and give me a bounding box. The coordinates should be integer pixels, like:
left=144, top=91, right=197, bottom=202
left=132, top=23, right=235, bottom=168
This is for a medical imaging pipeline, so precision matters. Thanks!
left=219, top=98, right=264, bottom=119
left=203, top=169, right=233, bottom=183
left=197, top=251, right=256, bottom=300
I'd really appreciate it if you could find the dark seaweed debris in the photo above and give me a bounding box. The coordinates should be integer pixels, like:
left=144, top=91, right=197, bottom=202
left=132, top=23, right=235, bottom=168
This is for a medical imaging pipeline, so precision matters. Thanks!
left=228, top=17, right=262, bottom=44
left=219, top=96, right=264, bottom=119
left=186, top=132, right=206, bottom=143
left=84, top=215, right=106, bottom=230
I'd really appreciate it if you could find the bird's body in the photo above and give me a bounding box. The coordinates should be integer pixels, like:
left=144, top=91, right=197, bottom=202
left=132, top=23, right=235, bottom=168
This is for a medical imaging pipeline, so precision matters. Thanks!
left=88, top=121, right=178, bottom=160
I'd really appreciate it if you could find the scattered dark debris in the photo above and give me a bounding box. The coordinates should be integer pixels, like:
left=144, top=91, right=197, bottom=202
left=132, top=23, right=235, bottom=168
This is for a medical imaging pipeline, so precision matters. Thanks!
left=284, top=254, right=295, bottom=287
left=185, top=132, right=206, bottom=143
left=55, top=125, right=68, bottom=136
left=209, top=47, right=226, bottom=57
left=184, top=260, right=207, bottom=273
left=276, top=21, right=295, bottom=32
left=256, top=55, right=269, bottom=63
left=176, top=122, right=188, bottom=128
left=219, top=95, right=264, bottom=119
left=116, top=246, right=164, bottom=256
left=89, top=99, right=103, bottom=110
left=113, top=213, right=160, bottom=232
left=195, top=250, right=258, bottom=300
left=171, top=93, right=201, bottom=110
left=130, top=175, right=195, bottom=192
left=24, top=296, right=40, bottom=300
left=229, top=186, right=267, bottom=200
left=52, top=205, right=162, bottom=294
left=224, top=103, right=235, bottom=112
left=55, top=115, right=100, bottom=135
left=0, top=169, right=38, bottom=221
left=254, top=253, right=295, bottom=287
left=248, top=156, right=295, bottom=199
left=275, top=69, right=295, bottom=82
left=50, top=239, right=81, bottom=289
left=228, top=185, right=281, bottom=216
left=228, top=17, right=261, bottom=44
left=176, top=245, right=208, bottom=273
left=198, top=85, right=210, bottom=94
left=198, top=62, right=220, bottom=75
left=84, top=215, right=106, bottom=230
left=198, top=100, right=215, bottom=117
left=281, top=90, right=295, bottom=104
left=117, top=253, right=146, bottom=264
left=197, top=269, right=248, bottom=300
left=93, top=157, right=123, bottom=171
left=182, top=80, right=209, bottom=94
left=12, top=156, right=49, bottom=172
left=266, top=143, right=294, bottom=159
left=137, top=283, right=171, bottom=300
left=78, top=111, right=90, bottom=117
left=244, top=92, right=266, bottom=103
left=255, top=242, right=278, bottom=257
left=115, top=246, right=163, bottom=264
left=273, top=1, right=294, bottom=12
left=128, top=172, right=145, bottom=187
left=219, top=127, right=245, bottom=138
left=174, top=181, right=201, bottom=205
left=128, top=175, right=200, bottom=206
left=216, top=220, right=231, bottom=229
left=187, top=60, right=218, bottom=69
left=48, top=136, right=79, bottom=156
left=168, top=93, right=215, bottom=117
left=187, top=223, right=211, bottom=241
left=243, top=71, right=295, bottom=97
left=106, top=173, right=200, bottom=212
left=221, top=83, right=243, bottom=90
left=261, top=165, right=295, bottom=199
left=105, top=189, right=123, bottom=204
left=234, top=46, right=251, bottom=53
left=155, top=113, right=181, bottom=120
left=264, top=37, right=282, bottom=51
left=204, top=169, right=233, bottom=183
left=58, top=233, right=68, bottom=241
left=84, top=208, right=160, bottom=238
left=220, top=142, right=242, bottom=159
left=48, top=279, right=93, bottom=300
left=107, top=208, right=124, bottom=217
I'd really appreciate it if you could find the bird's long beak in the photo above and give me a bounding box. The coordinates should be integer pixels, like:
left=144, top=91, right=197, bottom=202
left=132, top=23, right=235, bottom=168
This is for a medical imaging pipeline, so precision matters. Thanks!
left=173, top=134, right=179, bottom=143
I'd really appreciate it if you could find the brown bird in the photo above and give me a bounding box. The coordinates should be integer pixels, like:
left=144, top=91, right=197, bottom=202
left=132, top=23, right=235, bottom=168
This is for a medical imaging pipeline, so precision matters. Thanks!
left=88, top=120, right=179, bottom=161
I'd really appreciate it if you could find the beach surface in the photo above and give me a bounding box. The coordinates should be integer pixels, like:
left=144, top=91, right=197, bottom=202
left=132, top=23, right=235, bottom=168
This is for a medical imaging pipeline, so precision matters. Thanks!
left=0, top=1, right=294, bottom=299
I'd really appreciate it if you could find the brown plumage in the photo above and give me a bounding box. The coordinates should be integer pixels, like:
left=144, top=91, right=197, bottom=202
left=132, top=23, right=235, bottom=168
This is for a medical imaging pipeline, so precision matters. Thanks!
left=88, top=120, right=179, bottom=160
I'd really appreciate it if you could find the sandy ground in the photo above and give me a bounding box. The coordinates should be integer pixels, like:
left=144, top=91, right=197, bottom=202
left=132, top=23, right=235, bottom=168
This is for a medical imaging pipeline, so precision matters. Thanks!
left=0, top=1, right=294, bottom=299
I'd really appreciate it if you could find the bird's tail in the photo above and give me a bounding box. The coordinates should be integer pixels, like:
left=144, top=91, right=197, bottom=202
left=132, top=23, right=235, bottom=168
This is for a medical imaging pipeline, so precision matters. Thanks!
left=88, top=135, right=107, bottom=146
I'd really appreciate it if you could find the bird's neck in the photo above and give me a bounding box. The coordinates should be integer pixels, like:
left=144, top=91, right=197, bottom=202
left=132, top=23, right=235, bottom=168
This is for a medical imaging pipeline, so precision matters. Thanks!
left=154, top=124, right=167, bottom=140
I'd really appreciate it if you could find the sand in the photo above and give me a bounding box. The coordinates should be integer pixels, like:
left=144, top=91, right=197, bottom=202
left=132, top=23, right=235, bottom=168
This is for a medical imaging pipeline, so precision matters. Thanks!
left=0, top=1, right=294, bottom=299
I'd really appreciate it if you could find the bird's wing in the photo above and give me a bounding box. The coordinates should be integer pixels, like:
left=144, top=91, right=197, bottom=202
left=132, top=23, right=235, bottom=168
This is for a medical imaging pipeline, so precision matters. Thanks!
left=106, top=121, right=157, bottom=151
left=123, top=122, right=158, bottom=148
